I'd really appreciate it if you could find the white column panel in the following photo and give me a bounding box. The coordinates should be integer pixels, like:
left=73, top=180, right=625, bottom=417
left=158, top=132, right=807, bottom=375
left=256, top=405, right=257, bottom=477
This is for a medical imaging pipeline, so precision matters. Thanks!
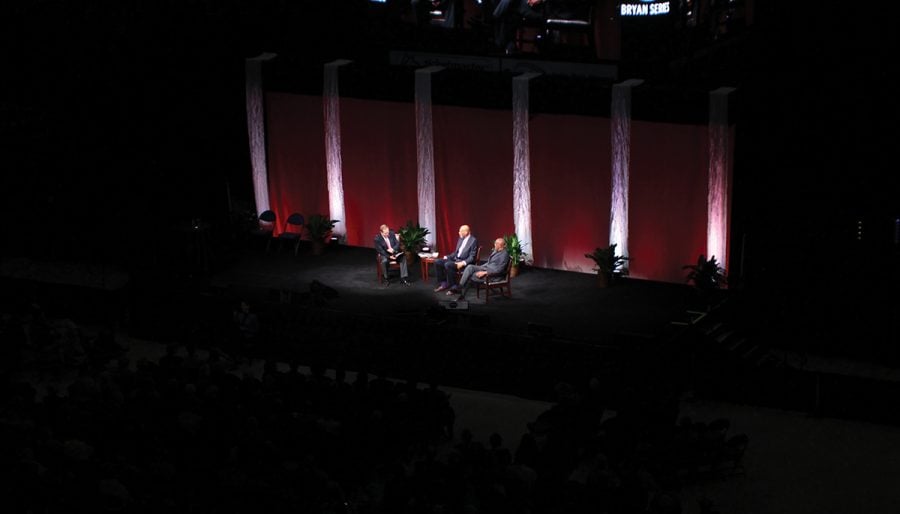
left=708, top=87, right=736, bottom=270
left=244, top=52, right=277, bottom=215
left=415, top=66, right=444, bottom=247
left=610, top=79, right=643, bottom=257
left=512, top=72, right=540, bottom=265
left=323, top=59, right=352, bottom=241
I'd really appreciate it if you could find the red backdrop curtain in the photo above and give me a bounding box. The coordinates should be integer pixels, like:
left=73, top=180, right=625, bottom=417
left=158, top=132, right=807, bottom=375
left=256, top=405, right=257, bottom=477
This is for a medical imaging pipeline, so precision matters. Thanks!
left=530, top=113, right=612, bottom=272
left=264, top=93, right=722, bottom=284
left=630, top=121, right=710, bottom=283
left=432, top=105, right=515, bottom=256
left=339, top=98, right=419, bottom=246
left=265, top=93, right=329, bottom=235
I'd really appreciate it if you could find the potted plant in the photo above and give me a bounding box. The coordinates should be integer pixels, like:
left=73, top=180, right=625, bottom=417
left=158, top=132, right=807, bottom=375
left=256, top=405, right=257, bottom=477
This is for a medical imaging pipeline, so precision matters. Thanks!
left=683, top=254, right=727, bottom=307
left=585, top=243, right=630, bottom=288
left=397, top=220, right=430, bottom=263
left=306, top=214, right=339, bottom=255
left=503, top=233, right=527, bottom=277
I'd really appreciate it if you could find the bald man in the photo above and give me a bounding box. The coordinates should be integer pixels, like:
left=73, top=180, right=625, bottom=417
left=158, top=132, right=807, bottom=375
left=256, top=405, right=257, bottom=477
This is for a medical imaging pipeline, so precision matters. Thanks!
left=433, top=225, right=478, bottom=292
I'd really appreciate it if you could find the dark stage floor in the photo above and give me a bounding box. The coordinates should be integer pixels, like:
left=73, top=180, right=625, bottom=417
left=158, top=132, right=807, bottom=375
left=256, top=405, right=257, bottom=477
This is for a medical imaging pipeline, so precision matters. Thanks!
left=205, top=242, right=701, bottom=346
left=0, top=240, right=708, bottom=402
left=165, top=241, right=707, bottom=400
left=5, top=240, right=900, bottom=419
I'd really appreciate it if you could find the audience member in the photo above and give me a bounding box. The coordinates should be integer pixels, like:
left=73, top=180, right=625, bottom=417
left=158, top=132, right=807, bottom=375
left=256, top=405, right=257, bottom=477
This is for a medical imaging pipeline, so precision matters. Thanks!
left=1, top=274, right=760, bottom=514
left=492, top=0, right=593, bottom=53
left=232, top=300, right=259, bottom=342
left=492, top=0, right=547, bottom=53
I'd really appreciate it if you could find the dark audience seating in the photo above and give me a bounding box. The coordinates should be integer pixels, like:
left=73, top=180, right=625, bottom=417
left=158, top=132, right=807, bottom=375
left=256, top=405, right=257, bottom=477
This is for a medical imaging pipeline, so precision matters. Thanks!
left=0, top=279, right=756, bottom=513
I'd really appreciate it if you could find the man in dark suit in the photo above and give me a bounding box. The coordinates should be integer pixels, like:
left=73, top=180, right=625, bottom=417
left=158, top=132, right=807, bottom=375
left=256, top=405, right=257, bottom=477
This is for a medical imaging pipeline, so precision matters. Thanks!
left=375, top=224, right=411, bottom=286
left=455, top=237, right=511, bottom=300
left=434, top=224, right=478, bottom=292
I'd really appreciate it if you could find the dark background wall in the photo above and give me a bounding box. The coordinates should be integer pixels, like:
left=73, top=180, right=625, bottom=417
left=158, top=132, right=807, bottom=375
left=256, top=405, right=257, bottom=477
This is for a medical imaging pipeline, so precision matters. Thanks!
left=2, top=1, right=897, bottom=355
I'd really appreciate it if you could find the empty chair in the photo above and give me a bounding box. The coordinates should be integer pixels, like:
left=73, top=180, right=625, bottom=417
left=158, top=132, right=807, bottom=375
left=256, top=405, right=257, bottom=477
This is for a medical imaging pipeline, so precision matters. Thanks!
left=277, top=213, right=305, bottom=256
left=251, top=210, right=277, bottom=252
left=543, top=4, right=594, bottom=55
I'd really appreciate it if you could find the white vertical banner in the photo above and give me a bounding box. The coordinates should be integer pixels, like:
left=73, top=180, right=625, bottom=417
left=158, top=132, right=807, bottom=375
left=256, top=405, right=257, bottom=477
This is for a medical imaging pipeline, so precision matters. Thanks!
left=323, top=59, right=352, bottom=241
left=244, top=52, right=277, bottom=216
left=708, top=87, right=736, bottom=270
left=610, top=78, right=643, bottom=258
left=512, top=72, right=540, bottom=265
left=415, top=66, right=444, bottom=247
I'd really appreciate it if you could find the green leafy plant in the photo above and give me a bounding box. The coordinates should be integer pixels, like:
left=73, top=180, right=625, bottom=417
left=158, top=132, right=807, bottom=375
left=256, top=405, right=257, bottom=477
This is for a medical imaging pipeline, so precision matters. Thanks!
left=397, top=220, right=431, bottom=255
left=683, top=254, right=727, bottom=291
left=585, top=243, right=630, bottom=276
left=503, top=233, right=528, bottom=265
left=306, top=214, right=339, bottom=243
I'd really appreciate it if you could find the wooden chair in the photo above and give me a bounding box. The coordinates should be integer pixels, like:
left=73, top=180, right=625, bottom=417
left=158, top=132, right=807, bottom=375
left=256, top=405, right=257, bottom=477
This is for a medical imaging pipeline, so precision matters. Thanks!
left=475, top=258, right=514, bottom=304
left=375, top=251, right=402, bottom=283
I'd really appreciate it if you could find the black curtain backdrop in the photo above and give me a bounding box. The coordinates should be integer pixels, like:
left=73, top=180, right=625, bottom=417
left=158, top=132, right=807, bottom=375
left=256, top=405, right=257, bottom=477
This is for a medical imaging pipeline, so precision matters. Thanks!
left=265, top=93, right=727, bottom=284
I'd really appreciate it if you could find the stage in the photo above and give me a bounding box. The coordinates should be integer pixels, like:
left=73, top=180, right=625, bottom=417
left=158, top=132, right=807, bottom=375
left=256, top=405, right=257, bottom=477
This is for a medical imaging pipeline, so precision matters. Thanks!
left=204, top=242, right=700, bottom=345
left=106, top=239, right=701, bottom=400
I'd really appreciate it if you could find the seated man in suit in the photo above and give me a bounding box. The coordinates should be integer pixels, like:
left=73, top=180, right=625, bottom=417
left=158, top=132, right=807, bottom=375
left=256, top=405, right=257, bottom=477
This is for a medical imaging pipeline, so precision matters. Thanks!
left=455, top=237, right=511, bottom=300
left=375, top=224, right=411, bottom=287
left=434, top=224, right=478, bottom=292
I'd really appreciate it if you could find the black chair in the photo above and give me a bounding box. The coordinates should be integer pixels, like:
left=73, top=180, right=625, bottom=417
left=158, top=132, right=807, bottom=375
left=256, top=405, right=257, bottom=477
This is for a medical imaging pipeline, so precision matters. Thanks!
left=277, top=213, right=305, bottom=256
left=542, top=4, right=594, bottom=55
left=251, top=210, right=277, bottom=252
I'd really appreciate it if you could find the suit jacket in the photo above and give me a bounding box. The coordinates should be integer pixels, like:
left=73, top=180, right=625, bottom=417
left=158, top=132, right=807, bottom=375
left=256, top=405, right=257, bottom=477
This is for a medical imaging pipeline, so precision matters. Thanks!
left=482, top=249, right=511, bottom=277
left=449, top=236, right=478, bottom=264
left=374, top=231, right=401, bottom=258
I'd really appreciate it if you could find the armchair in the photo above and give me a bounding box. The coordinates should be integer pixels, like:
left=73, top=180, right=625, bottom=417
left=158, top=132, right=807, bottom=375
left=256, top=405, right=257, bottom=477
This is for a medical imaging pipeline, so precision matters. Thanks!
left=475, top=257, right=514, bottom=303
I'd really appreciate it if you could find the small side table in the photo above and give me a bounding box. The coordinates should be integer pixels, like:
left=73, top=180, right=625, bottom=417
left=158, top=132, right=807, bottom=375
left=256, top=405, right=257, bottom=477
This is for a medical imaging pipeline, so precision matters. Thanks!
left=420, top=256, right=437, bottom=281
